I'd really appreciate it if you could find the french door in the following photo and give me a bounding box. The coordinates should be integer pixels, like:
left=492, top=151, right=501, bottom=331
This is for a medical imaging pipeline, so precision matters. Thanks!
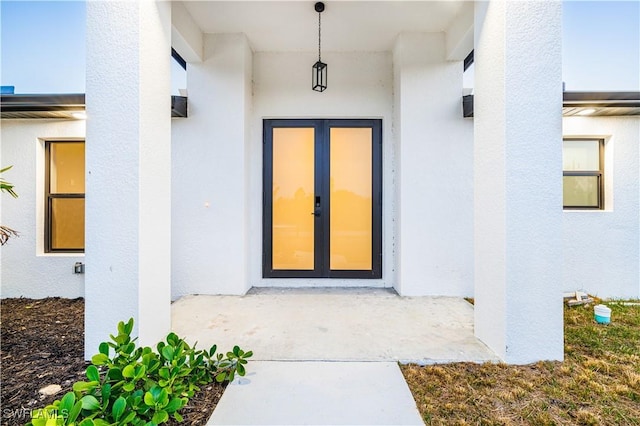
left=263, top=119, right=382, bottom=279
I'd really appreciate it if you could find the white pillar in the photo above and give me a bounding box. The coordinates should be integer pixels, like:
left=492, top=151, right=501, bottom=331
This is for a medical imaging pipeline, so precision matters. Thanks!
left=85, top=1, right=171, bottom=357
left=474, top=0, right=564, bottom=363
left=170, top=34, right=252, bottom=297
left=393, top=33, right=474, bottom=296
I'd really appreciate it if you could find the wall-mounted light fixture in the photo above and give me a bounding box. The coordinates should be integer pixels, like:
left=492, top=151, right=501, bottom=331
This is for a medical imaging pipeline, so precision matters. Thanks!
left=74, top=262, right=85, bottom=274
left=312, top=2, right=327, bottom=92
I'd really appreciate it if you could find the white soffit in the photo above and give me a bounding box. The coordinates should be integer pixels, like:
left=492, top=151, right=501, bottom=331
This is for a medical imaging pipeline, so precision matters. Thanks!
left=182, top=1, right=472, bottom=52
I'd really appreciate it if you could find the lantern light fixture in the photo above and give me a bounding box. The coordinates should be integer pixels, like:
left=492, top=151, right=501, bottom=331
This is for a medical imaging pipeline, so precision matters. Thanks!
left=312, top=2, right=327, bottom=92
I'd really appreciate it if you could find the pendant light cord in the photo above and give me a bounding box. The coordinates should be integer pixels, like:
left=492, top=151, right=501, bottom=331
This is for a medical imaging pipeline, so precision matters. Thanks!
left=318, top=11, right=322, bottom=62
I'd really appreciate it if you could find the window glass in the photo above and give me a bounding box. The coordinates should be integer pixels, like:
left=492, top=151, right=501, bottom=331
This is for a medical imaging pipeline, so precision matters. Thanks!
left=46, top=141, right=85, bottom=252
left=562, top=139, right=603, bottom=209
left=563, top=139, right=600, bottom=171
left=51, top=198, right=85, bottom=250
left=563, top=176, right=599, bottom=207
left=50, top=142, right=85, bottom=193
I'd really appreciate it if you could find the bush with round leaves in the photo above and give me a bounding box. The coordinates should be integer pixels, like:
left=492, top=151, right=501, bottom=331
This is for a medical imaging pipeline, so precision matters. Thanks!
left=27, top=318, right=252, bottom=426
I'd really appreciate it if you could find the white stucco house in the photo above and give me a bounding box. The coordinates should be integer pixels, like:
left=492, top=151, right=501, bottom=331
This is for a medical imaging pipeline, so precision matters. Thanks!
left=1, top=1, right=639, bottom=364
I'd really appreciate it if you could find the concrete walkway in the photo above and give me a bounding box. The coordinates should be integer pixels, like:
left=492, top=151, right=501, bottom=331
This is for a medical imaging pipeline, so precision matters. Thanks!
left=171, top=288, right=498, bottom=425
left=207, top=361, right=424, bottom=425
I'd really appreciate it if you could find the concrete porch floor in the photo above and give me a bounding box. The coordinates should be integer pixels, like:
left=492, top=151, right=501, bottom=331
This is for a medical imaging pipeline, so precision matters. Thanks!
left=171, top=288, right=498, bottom=364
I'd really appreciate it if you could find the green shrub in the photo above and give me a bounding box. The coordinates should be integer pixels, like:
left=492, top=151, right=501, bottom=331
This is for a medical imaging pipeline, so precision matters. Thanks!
left=27, top=318, right=252, bottom=426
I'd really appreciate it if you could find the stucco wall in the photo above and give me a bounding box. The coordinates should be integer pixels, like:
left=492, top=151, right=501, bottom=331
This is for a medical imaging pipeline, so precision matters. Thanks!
left=474, top=0, right=564, bottom=363
left=3, top=36, right=474, bottom=300
left=171, top=34, right=253, bottom=298
left=250, top=51, right=396, bottom=290
left=84, top=0, right=173, bottom=355
left=393, top=33, right=474, bottom=297
left=4, top=99, right=638, bottom=303
left=1, top=119, right=86, bottom=298
left=171, top=32, right=477, bottom=297
left=563, top=116, right=640, bottom=298
left=171, top=46, right=398, bottom=296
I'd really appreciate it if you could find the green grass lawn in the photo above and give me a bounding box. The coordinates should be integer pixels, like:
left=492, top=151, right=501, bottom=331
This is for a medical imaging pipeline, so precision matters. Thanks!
left=402, top=301, right=640, bottom=425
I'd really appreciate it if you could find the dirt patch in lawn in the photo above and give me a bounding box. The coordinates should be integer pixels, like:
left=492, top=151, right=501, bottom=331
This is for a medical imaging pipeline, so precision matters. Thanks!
left=1, top=298, right=225, bottom=426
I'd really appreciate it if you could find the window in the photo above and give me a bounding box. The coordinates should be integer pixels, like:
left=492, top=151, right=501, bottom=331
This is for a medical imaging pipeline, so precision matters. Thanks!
left=563, top=138, right=604, bottom=209
left=45, top=141, right=85, bottom=252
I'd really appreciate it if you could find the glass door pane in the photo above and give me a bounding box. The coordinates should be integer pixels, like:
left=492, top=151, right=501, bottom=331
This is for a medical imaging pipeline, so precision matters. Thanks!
left=329, top=128, right=372, bottom=270
left=272, top=128, right=315, bottom=270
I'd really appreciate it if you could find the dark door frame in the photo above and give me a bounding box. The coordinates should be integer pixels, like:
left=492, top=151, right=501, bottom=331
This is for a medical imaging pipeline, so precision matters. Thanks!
left=263, top=118, right=382, bottom=279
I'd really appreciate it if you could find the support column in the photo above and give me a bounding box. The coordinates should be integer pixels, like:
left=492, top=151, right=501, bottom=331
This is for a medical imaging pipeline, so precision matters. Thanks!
left=85, top=1, right=172, bottom=357
left=393, top=33, right=474, bottom=296
left=170, top=34, right=252, bottom=296
left=474, top=0, right=564, bottom=363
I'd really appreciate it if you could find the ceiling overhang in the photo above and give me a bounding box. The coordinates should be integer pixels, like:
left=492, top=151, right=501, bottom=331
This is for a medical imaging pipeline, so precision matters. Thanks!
left=562, top=92, right=640, bottom=117
left=463, top=92, right=640, bottom=118
left=4, top=92, right=637, bottom=120
left=0, top=94, right=85, bottom=119
left=175, top=1, right=474, bottom=55
left=0, top=94, right=188, bottom=119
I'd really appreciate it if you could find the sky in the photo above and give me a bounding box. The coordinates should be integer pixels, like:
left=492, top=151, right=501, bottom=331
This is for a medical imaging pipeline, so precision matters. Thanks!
left=1, top=1, right=86, bottom=93
left=563, top=0, right=639, bottom=91
left=1, top=1, right=639, bottom=93
left=0, top=0, right=186, bottom=94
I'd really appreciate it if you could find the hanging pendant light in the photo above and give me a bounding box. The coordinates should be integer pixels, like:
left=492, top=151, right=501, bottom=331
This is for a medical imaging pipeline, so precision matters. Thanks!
left=312, top=2, right=327, bottom=92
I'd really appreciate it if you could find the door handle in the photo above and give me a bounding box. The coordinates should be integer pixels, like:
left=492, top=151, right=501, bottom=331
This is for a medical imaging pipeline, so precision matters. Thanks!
left=311, top=195, right=321, bottom=216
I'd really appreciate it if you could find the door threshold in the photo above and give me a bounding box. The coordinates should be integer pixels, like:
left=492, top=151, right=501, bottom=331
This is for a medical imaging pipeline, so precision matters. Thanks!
left=247, top=286, right=398, bottom=296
